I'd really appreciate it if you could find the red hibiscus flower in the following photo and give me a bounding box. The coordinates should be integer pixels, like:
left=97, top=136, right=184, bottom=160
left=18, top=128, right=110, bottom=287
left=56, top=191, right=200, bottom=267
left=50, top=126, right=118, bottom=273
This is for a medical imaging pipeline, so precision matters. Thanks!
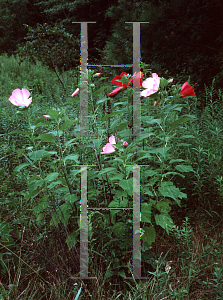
left=180, top=82, right=195, bottom=98
left=112, top=72, right=130, bottom=88
left=108, top=71, right=144, bottom=97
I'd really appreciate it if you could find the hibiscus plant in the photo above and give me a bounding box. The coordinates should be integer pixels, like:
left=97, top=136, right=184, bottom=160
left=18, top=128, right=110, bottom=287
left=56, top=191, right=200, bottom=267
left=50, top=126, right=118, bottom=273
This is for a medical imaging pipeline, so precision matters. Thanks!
left=9, top=63, right=196, bottom=278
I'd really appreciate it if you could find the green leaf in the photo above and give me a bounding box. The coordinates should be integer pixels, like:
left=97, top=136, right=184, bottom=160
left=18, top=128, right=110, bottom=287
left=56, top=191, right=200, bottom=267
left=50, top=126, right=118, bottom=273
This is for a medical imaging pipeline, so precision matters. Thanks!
left=141, top=226, right=156, bottom=246
left=28, top=150, right=57, bottom=163
left=141, top=202, right=152, bottom=223
left=116, top=122, right=128, bottom=131
left=28, top=180, right=44, bottom=194
left=0, top=185, right=7, bottom=191
left=94, top=86, right=110, bottom=97
left=96, top=97, right=108, bottom=104
left=169, top=116, right=196, bottom=130
left=102, top=111, right=124, bottom=122
left=34, top=133, right=56, bottom=143
left=175, top=165, right=194, bottom=173
left=112, top=222, right=125, bottom=238
left=156, top=199, right=172, bottom=213
left=28, top=149, right=46, bottom=162
left=104, top=270, right=113, bottom=279
left=169, top=159, right=185, bottom=164
left=98, top=167, right=117, bottom=176
left=118, top=178, right=133, bottom=196
left=159, top=77, right=169, bottom=88
left=55, top=204, right=71, bottom=225
left=63, top=154, right=79, bottom=163
left=162, top=171, right=185, bottom=178
left=47, top=180, right=63, bottom=190
left=34, top=122, right=50, bottom=128
left=143, top=186, right=153, bottom=196
left=181, top=135, right=195, bottom=139
left=158, top=181, right=187, bottom=203
left=141, top=116, right=162, bottom=124
left=17, top=148, right=26, bottom=157
left=13, top=163, right=30, bottom=172
left=8, top=130, right=30, bottom=137
left=48, top=110, right=59, bottom=119
left=118, top=270, right=126, bottom=278
left=63, top=193, right=78, bottom=203
left=155, top=213, right=173, bottom=234
left=60, top=120, right=76, bottom=131
left=64, top=138, right=77, bottom=147
left=107, top=173, right=124, bottom=181
left=149, top=147, right=171, bottom=159
left=44, top=172, right=59, bottom=183
left=33, top=201, right=49, bottom=215
left=66, top=230, right=79, bottom=250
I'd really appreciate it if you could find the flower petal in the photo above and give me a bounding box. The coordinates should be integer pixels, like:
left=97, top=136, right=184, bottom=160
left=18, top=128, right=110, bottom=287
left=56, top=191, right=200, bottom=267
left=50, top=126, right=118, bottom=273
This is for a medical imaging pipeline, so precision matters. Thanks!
left=109, top=135, right=116, bottom=144
left=108, top=87, right=121, bottom=97
left=71, top=88, right=80, bottom=97
left=8, top=88, right=32, bottom=107
left=101, top=143, right=116, bottom=154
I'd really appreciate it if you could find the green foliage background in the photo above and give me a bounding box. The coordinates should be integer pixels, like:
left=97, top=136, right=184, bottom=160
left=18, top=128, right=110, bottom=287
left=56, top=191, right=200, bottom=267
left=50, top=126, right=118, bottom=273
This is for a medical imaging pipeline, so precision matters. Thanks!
left=1, top=0, right=222, bottom=108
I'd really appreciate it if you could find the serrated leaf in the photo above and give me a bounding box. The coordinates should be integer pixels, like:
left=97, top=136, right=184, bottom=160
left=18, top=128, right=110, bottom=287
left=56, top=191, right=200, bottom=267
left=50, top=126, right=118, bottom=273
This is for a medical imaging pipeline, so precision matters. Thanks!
left=28, top=149, right=46, bottom=162
left=47, top=180, right=63, bottom=189
left=143, top=186, right=153, bottom=196
left=118, top=178, right=133, bottom=196
left=98, top=167, right=117, bottom=176
left=60, top=120, right=76, bottom=131
left=48, top=110, right=59, bottom=119
left=44, top=172, right=59, bottom=183
left=158, top=181, right=187, bottom=202
left=155, top=213, right=173, bottom=234
left=28, top=180, right=44, bottom=194
left=33, top=201, right=49, bottom=215
left=149, top=147, right=171, bottom=159
left=63, top=154, right=79, bottom=163
left=141, top=226, right=156, bottom=246
left=156, top=199, right=172, bottom=213
left=141, top=202, right=152, bottom=223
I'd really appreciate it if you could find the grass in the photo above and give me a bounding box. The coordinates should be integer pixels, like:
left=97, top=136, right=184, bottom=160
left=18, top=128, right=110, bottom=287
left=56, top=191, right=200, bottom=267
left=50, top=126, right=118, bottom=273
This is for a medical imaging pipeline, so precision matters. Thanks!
left=0, top=53, right=223, bottom=299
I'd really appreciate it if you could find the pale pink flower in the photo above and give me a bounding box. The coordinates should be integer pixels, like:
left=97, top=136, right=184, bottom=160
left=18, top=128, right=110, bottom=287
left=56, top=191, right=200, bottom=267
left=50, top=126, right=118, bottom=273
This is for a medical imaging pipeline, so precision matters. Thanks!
left=140, top=73, right=160, bottom=97
left=71, top=88, right=80, bottom=97
left=8, top=88, right=32, bottom=107
left=123, top=141, right=128, bottom=146
left=96, top=73, right=101, bottom=76
left=101, top=135, right=116, bottom=154
left=43, top=115, right=50, bottom=119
